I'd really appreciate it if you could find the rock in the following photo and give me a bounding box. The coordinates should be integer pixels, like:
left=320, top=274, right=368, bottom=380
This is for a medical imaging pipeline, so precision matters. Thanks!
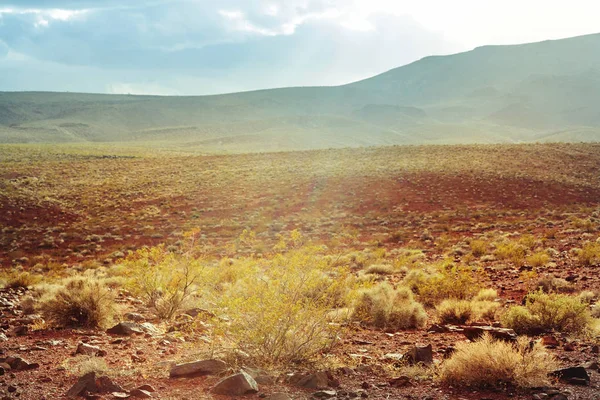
left=0, top=366, right=4, bottom=376
left=244, top=367, right=276, bottom=385
left=287, top=371, right=330, bottom=389
left=134, top=384, right=156, bottom=392
left=76, top=343, right=105, bottom=357
left=462, top=326, right=517, bottom=342
left=123, top=313, right=145, bottom=322
left=405, top=344, right=433, bottom=365
left=212, top=371, right=258, bottom=396
left=181, top=308, right=215, bottom=318
left=111, top=393, right=130, bottom=399
left=389, top=375, right=411, bottom=387
left=591, top=345, right=599, bottom=354
left=2, top=356, right=39, bottom=371
left=170, top=359, right=227, bottom=377
left=264, top=393, right=292, bottom=400
left=97, top=376, right=124, bottom=393
left=583, top=361, right=599, bottom=371
left=106, top=322, right=145, bottom=336
left=313, top=390, right=337, bottom=398
left=129, top=389, right=152, bottom=398
left=12, top=325, right=28, bottom=336
left=0, top=333, right=8, bottom=342
left=7, top=385, right=17, bottom=393
left=427, top=324, right=448, bottom=333
left=541, top=335, right=559, bottom=348
left=66, top=372, right=98, bottom=398
left=550, top=366, right=590, bottom=386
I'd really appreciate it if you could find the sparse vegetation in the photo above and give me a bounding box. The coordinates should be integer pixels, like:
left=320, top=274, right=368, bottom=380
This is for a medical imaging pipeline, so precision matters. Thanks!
left=39, top=277, right=117, bottom=329
left=439, top=334, right=556, bottom=388
left=353, top=282, right=428, bottom=330
left=502, top=291, right=592, bottom=335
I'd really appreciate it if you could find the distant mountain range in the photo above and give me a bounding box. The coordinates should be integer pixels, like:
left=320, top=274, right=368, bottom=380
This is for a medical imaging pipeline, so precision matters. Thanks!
left=1, top=33, right=599, bottom=152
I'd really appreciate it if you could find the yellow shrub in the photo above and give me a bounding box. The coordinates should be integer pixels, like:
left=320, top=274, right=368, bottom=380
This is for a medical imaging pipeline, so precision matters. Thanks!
left=470, top=240, right=488, bottom=257
left=439, top=334, right=556, bottom=388
left=526, top=251, right=550, bottom=268
left=1, top=271, right=42, bottom=289
left=405, top=265, right=479, bottom=306
left=353, top=282, right=428, bottom=330
left=502, top=291, right=592, bottom=334
left=495, top=241, right=527, bottom=266
left=578, top=241, right=600, bottom=266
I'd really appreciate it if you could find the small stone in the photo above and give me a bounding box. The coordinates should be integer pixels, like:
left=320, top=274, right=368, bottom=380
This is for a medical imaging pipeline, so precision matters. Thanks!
left=134, top=384, right=156, bottom=392
left=287, top=371, right=329, bottom=389
left=97, top=376, right=124, bottom=393
left=170, top=359, right=227, bottom=377
left=462, top=326, right=517, bottom=342
left=406, top=344, right=433, bottom=365
left=212, top=371, right=258, bottom=396
left=7, top=386, right=17, bottom=393
left=541, top=335, right=559, bottom=348
left=66, top=372, right=98, bottom=398
left=76, top=342, right=105, bottom=357
left=264, top=393, right=292, bottom=400
left=389, top=375, right=411, bottom=387
left=550, top=366, right=590, bottom=386
left=313, top=390, right=337, bottom=398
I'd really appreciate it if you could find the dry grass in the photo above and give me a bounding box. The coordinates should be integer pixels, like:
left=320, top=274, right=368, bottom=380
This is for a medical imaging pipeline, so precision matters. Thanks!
left=439, top=334, right=557, bottom=388
left=39, top=277, right=117, bottom=328
left=353, top=282, right=428, bottom=330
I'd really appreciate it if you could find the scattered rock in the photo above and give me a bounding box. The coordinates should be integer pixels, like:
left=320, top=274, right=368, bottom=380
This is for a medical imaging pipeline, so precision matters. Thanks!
left=244, top=367, right=276, bottom=385
left=583, top=361, right=599, bottom=371
left=123, top=312, right=145, bottom=322
left=1, top=356, right=39, bottom=371
left=106, top=322, right=145, bottom=336
left=76, top=342, right=106, bottom=357
left=66, top=372, right=98, bottom=398
left=97, top=376, right=124, bottom=393
left=313, top=390, right=337, bottom=398
left=212, top=371, right=258, bottom=396
left=541, top=335, right=559, bottom=348
left=405, top=344, right=433, bottom=365
left=170, top=359, right=228, bottom=377
left=550, top=366, right=590, bottom=386
left=287, top=371, right=330, bottom=389
left=462, top=326, right=517, bottom=342
left=389, top=375, right=411, bottom=388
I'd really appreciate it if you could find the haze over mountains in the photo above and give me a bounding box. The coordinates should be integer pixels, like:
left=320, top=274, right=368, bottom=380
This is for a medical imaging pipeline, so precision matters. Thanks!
left=1, top=33, right=599, bottom=152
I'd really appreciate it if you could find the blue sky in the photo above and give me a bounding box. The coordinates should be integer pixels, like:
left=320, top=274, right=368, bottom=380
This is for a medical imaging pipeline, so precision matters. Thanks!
left=0, top=0, right=598, bottom=95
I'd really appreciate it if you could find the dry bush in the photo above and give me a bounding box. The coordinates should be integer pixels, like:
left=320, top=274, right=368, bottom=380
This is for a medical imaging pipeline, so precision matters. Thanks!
left=494, top=241, right=527, bottom=266
left=352, top=282, right=427, bottom=330
left=404, top=264, right=479, bottom=306
left=534, top=277, right=575, bottom=294
left=215, top=245, right=356, bottom=367
left=526, top=251, right=550, bottom=268
left=439, top=334, right=556, bottom=388
left=1, top=271, right=42, bottom=289
left=119, top=232, right=205, bottom=320
left=40, top=277, right=116, bottom=328
left=436, top=299, right=500, bottom=324
left=502, top=291, right=592, bottom=335
left=577, top=241, right=600, bottom=266
left=470, top=240, right=488, bottom=257
left=364, top=264, right=395, bottom=275
left=436, top=300, right=472, bottom=324
left=473, top=288, right=498, bottom=302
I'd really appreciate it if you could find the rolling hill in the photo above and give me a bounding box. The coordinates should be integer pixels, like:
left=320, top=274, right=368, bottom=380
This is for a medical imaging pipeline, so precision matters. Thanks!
left=1, top=33, right=599, bottom=152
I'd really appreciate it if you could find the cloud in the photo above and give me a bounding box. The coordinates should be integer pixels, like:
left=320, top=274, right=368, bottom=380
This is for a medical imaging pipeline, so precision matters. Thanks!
left=0, top=0, right=461, bottom=94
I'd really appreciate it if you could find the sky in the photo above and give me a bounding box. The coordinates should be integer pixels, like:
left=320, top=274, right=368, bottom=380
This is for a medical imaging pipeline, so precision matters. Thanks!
left=0, top=0, right=598, bottom=95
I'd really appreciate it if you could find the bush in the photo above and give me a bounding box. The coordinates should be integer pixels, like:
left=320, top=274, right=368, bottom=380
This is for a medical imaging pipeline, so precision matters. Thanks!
left=404, top=265, right=479, bottom=305
left=534, top=277, right=574, bottom=294
left=502, top=291, right=591, bottom=334
left=436, top=299, right=500, bottom=324
left=40, top=278, right=116, bottom=328
left=364, top=264, right=395, bottom=275
left=526, top=251, right=550, bottom=268
left=578, top=241, right=600, bottom=266
left=120, top=239, right=205, bottom=320
left=1, top=271, right=42, bottom=289
left=353, top=282, right=427, bottom=330
left=439, top=334, right=556, bottom=388
left=436, top=300, right=472, bottom=324
left=494, top=241, right=527, bottom=266
left=216, top=246, right=355, bottom=366
left=473, top=288, right=498, bottom=302
left=470, top=240, right=488, bottom=257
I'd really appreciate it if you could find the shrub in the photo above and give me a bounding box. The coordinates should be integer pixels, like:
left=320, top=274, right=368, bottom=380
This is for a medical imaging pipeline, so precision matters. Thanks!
left=439, top=334, right=556, bottom=388
left=40, top=278, right=116, bottom=328
left=495, top=241, right=527, bottom=266
left=473, top=288, right=498, bottom=302
left=216, top=246, right=355, bottom=366
left=353, top=282, right=427, bottom=330
left=364, top=264, right=395, bottom=275
left=470, top=240, right=488, bottom=257
left=120, top=238, right=205, bottom=320
left=436, top=299, right=500, bottom=324
left=1, top=271, right=42, bottom=289
left=502, top=291, right=591, bottom=334
left=526, top=251, right=550, bottom=268
left=578, top=241, right=600, bottom=266
left=436, top=300, right=472, bottom=324
left=534, top=277, right=574, bottom=294
left=405, top=265, right=479, bottom=306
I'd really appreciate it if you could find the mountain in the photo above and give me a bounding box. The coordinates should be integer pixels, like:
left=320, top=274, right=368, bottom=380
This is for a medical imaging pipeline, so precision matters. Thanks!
left=1, top=33, right=599, bottom=152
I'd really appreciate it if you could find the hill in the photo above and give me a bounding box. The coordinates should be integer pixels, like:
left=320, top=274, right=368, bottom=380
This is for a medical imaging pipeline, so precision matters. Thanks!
left=1, top=33, right=599, bottom=151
